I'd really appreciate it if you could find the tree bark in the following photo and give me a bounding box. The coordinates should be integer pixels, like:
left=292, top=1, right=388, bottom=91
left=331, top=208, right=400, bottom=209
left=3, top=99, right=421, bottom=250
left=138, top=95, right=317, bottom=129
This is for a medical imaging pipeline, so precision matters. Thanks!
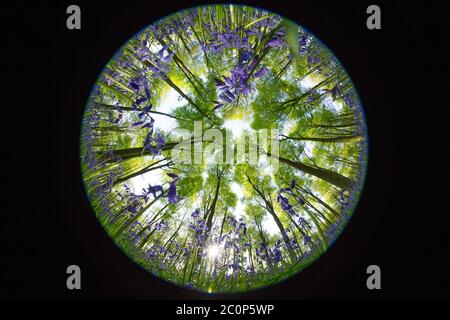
left=113, top=159, right=173, bottom=186
left=267, top=152, right=355, bottom=190
left=205, top=168, right=224, bottom=231
left=246, top=174, right=296, bottom=260
left=280, top=134, right=361, bottom=143
left=98, top=137, right=201, bottom=163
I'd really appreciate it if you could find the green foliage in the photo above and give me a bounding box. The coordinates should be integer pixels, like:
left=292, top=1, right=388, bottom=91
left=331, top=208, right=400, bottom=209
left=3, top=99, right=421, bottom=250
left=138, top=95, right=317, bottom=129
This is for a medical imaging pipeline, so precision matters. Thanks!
left=80, top=4, right=368, bottom=293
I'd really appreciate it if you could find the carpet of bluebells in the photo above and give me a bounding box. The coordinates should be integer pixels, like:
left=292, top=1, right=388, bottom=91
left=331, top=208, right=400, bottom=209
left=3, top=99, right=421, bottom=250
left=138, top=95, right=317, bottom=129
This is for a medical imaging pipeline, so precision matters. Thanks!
left=80, top=5, right=368, bottom=293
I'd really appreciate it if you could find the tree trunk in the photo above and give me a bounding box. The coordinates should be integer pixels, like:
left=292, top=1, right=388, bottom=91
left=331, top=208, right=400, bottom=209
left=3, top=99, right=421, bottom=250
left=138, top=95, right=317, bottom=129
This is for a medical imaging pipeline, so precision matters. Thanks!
left=281, top=134, right=361, bottom=143
left=98, top=137, right=201, bottom=163
left=246, top=174, right=296, bottom=260
left=111, top=190, right=167, bottom=238
left=296, top=185, right=339, bottom=218
left=98, top=103, right=182, bottom=120
left=219, top=209, right=228, bottom=239
left=113, top=159, right=173, bottom=186
left=205, top=169, right=223, bottom=232
left=267, top=152, right=355, bottom=190
left=142, top=60, right=212, bottom=120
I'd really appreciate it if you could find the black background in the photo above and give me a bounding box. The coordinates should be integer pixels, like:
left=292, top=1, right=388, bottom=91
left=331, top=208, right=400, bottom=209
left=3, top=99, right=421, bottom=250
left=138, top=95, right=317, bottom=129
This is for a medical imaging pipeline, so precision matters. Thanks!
left=2, top=0, right=448, bottom=301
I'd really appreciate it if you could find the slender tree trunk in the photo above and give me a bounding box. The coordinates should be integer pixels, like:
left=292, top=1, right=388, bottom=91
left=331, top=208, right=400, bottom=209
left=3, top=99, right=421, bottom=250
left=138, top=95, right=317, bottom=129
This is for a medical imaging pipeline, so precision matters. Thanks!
left=281, top=210, right=307, bottom=236
left=246, top=175, right=296, bottom=260
left=296, top=185, right=339, bottom=218
left=204, top=168, right=224, bottom=234
left=98, top=137, right=201, bottom=163
left=278, top=76, right=336, bottom=110
left=164, top=212, right=188, bottom=248
left=139, top=205, right=174, bottom=249
left=267, top=152, right=355, bottom=190
left=98, top=103, right=182, bottom=120
left=157, top=36, right=207, bottom=101
left=113, top=159, right=173, bottom=186
left=111, top=190, right=167, bottom=238
left=251, top=212, right=271, bottom=267
left=136, top=203, right=170, bottom=240
left=142, top=60, right=212, bottom=120
left=219, top=208, right=228, bottom=239
left=280, top=134, right=361, bottom=143
left=206, top=176, right=221, bottom=231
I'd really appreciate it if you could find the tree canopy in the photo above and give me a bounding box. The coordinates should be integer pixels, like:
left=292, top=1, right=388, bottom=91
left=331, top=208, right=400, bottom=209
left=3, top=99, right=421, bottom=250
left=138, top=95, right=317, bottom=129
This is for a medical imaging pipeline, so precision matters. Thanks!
left=80, top=4, right=368, bottom=293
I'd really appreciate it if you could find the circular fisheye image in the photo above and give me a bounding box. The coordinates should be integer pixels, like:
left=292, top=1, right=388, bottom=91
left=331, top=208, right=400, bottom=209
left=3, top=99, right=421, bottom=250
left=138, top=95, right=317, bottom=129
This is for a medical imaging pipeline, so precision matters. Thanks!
left=80, top=4, right=368, bottom=293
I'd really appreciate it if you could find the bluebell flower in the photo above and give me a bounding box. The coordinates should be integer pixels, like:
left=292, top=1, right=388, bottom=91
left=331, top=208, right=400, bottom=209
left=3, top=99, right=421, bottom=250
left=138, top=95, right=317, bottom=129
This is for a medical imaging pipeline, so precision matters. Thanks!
left=155, top=221, right=169, bottom=231
left=307, top=51, right=320, bottom=66
left=167, top=182, right=178, bottom=203
left=298, top=217, right=310, bottom=229
left=238, top=221, right=247, bottom=234
left=227, top=216, right=238, bottom=228
left=343, top=92, right=356, bottom=108
left=185, top=282, right=194, bottom=289
left=304, top=235, right=313, bottom=245
left=254, top=66, right=268, bottom=78
left=191, top=208, right=200, bottom=218
left=267, top=38, right=284, bottom=48
left=146, top=184, right=163, bottom=199
left=272, top=247, right=282, bottom=263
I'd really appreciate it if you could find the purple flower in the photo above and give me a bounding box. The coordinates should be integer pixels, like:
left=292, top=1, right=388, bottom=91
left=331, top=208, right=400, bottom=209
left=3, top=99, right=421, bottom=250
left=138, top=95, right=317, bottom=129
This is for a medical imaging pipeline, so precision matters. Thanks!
left=144, top=84, right=151, bottom=100
left=143, top=130, right=166, bottom=155
left=245, top=265, right=256, bottom=274
left=191, top=208, right=200, bottom=218
left=219, top=92, right=233, bottom=103
left=298, top=35, right=307, bottom=48
left=105, top=70, right=119, bottom=86
left=156, top=134, right=165, bottom=149
left=238, top=221, right=247, bottom=234
left=298, top=197, right=305, bottom=206
left=146, top=248, right=158, bottom=260
left=298, top=217, right=310, bottom=229
left=278, top=179, right=305, bottom=216
left=118, top=57, right=132, bottom=69
left=227, top=216, right=238, bottom=228
left=288, top=239, right=300, bottom=250
left=166, top=173, right=180, bottom=203
left=304, top=235, right=313, bottom=245
left=146, top=184, right=163, bottom=199
left=130, top=71, right=148, bottom=94
left=143, top=104, right=153, bottom=113
left=155, top=221, right=169, bottom=231
left=141, top=121, right=152, bottom=129
left=307, top=52, right=320, bottom=66
left=254, top=66, right=268, bottom=78
left=326, top=223, right=339, bottom=240
left=228, top=262, right=242, bottom=271
left=329, top=85, right=342, bottom=100
left=224, top=90, right=236, bottom=100
left=256, top=243, right=269, bottom=260
left=185, top=282, right=194, bottom=289
left=272, top=247, right=282, bottom=263
left=239, top=50, right=252, bottom=63
left=267, top=38, right=284, bottom=48
left=277, top=189, right=296, bottom=214
left=167, top=182, right=178, bottom=203
left=135, top=96, right=147, bottom=106
left=135, top=45, right=150, bottom=62
left=343, top=92, right=356, bottom=108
